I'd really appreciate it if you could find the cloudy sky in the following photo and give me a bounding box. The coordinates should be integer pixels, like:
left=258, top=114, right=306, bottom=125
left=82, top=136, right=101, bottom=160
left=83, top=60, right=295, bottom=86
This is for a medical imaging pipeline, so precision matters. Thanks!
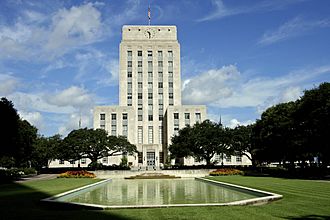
left=1, top=0, right=329, bottom=136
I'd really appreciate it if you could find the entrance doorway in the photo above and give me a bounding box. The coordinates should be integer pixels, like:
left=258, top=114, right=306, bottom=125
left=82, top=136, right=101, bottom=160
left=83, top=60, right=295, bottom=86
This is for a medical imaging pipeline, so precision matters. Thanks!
left=147, top=152, right=155, bottom=166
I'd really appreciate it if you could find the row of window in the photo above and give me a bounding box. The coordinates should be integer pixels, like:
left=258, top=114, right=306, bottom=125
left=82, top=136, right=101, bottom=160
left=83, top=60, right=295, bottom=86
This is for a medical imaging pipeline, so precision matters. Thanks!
left=100, top=113, right=127, bottom=137
left=127, top=60, right=173, bottom=68
left=213, top=154, right=242, bottom=163
left=138, top=126, right=163, bottom=144
left=128, top=50, right=173, bottom=58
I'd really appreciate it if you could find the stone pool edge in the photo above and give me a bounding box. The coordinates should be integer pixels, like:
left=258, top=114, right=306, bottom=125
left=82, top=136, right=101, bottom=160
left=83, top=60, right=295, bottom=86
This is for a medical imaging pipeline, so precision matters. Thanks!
left=40, top=177, right=282, bottom=210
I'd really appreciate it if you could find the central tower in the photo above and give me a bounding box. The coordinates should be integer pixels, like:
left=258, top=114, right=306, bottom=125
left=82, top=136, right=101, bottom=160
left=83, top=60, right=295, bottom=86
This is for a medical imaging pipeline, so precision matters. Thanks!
left=94, top=25, right=206, bottom=169
left=119, top=25, right=181, bottom=168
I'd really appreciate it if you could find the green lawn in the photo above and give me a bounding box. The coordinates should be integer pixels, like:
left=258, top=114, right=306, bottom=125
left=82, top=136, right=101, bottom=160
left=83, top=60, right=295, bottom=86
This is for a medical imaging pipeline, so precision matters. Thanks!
left=1, top=176, right=329, bottom=220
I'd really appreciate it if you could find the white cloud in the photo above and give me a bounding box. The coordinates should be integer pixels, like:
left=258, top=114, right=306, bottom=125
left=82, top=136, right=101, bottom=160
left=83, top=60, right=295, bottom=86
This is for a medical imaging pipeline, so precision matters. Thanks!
left=258, top=17, right=330, bottom=45
left=47, top=86, right=94, bottom=109
left=0, top=74, right=20, bottom=96
left=0, top=3, right=105, bottom=60
left=182, top=65, right=240, bottom=104
left=197, top=0, right=306, bottom=22
left=45, top=3, right=103, bottom=57
left=19, top=110, right=44, bottom=130
left=183, top=64, right=330, bottom=112
left=57, top=110, right=93, bottom=136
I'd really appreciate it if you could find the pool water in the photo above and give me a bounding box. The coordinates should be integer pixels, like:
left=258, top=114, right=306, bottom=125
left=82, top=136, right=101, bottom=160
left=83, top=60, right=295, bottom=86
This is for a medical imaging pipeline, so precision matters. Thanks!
left=64, top=179, right=260, bottom=206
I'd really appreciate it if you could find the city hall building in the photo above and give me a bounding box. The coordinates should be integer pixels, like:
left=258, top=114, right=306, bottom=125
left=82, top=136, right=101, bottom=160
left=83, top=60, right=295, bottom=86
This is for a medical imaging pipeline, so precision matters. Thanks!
left=49, top=24, right=251, bottom=168
left=93, top=25, right=207, bottom=169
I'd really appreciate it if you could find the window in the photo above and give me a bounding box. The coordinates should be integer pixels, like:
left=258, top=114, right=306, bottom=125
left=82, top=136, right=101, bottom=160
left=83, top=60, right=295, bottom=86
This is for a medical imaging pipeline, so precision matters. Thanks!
left=169, top=82, right=173, bottom=88
left=159, top=126, right=163, bottom=144
left=100, top=124, right=105, bottom=129
left=123, top=113, right=128, bottom=120
left=111, top=113, right=116, bottom=120
left=127, top=51, right=132, bottom=57
left=59, top=159, right=64, bottom=164
left=148, top=61, right=153, bottom=68
left=158, top=93, right=163, bottom=99
left=138, top=82, right=142, bottom=88
left=159, top=103, right=163, bottom=110
left=185, top=113, right=190, bottom=126
left=158, top=82, right=163, bottom=88
left=158, top=51, right=163, bottom=58
left=138, top=115, right=143, bottom=121
left=138, top=51, right=142, bottom=56
left=158, top=71, right=163, bottom=77
left=236, top=156, right=242, bottom=162
left=127, top=93, right=132, bottom=99
left=81, top=158, right=86, bottom=164
left=174, top=125, right=179, bottom=135
left=169, top=93, right=173, bottom=99
left=148, top=93, right=153, bottom=99
left=138, top=126, right=143, bottom=144
left=123, top=125, right=128, bottom=137
left=127, top=82, right=132, bottom=89
left=138, top=93, right=142, bottom=99
left=100, top=114, right=105, bottom=120
left=138, top=152, right=143, bottom=163
left=148, top=115, right=153, bottom=121
left=174, top=113, right=179, bottom=119
left=138, top=71, right=142, bottom=78
left=102, top=157, right=108, bottom=164
left=148, top=126, right=153, bottom=144
left=148, top=50, right=152, bottom=57
left=158, top=61, right=163, bottom=67
left=168, top=71, right=173, bottom=77
left=111, top=125, right=116, bottom=136
left=168, top=61, right=173, bottom=67
left=195, top=113, right=201, bottom=123
left=127, top=71, right=132, bottom=78
left=70, top=160, right=75, bottom=164
left=138, top=61, right=142, bottom=67
left=226, top=155, right=231, bottom=162
left=127, top=61, right=132, bottom=67
left=148, top=104, right=153, bottom=111
left=148, top=82, right=153, bottom=89
left=159, top=115, right=163, bottom=121
left=148, top=71, right=153, bottom=78
left=168, top=51, right=173, bottom=57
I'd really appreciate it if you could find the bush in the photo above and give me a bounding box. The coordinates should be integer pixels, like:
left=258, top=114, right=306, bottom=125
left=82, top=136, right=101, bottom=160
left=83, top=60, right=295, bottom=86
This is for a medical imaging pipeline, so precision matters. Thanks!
left=0, top=168, right=23, bottom=183
left=58, top=170, right=96, bottom=178
left=209, top=168, right=244, bottom=176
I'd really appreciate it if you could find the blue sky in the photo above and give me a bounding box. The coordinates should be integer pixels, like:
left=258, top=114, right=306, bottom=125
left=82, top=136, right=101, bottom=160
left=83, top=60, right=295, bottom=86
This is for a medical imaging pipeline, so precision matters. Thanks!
left=0, top=0, right=329, bottom=136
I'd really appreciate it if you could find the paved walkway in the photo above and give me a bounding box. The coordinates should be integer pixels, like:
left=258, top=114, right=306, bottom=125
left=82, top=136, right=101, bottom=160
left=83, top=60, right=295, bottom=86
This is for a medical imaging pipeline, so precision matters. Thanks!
left=15, top=174, right=58, bottom=183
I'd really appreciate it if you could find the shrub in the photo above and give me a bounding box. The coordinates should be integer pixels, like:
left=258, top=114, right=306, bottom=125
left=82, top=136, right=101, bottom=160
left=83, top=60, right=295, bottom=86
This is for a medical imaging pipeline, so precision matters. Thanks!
left=58, top=170, right=96, bottom=178
left=209, top=168, right=244, bottom=176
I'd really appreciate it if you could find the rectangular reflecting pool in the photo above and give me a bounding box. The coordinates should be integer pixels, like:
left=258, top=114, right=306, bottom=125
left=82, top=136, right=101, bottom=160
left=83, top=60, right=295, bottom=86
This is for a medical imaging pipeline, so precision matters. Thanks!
left=57, top=178, right=268, bottom=207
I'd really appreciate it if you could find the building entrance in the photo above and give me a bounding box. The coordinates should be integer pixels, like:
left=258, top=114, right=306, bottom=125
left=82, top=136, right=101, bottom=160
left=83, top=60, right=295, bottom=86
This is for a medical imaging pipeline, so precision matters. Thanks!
left=146, top=152, right=155, bottom=166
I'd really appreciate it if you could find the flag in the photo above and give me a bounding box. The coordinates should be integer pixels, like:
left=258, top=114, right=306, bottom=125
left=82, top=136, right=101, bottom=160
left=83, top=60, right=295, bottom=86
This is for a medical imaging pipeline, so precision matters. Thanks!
left=148, top=6, right=151, bottom=20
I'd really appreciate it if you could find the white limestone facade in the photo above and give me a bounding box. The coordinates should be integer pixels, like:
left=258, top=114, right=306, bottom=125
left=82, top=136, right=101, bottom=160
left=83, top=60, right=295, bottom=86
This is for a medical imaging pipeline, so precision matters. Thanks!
left=91, top=25, right=209, bottom=169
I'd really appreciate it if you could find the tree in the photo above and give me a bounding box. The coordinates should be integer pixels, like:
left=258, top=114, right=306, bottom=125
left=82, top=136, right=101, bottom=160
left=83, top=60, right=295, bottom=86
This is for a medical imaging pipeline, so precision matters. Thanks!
left=169, top=120, right=231, bottom=166
left=294, top=82, right=330, bottom=167
left=0, top=97, right=19, bottom=160
left=31, top=134, right=62, bottom=170
left=230, top=124, right=257, bottom=167
left=15, top=119, right=38, bottom=167
left=254, top=102, right=299, bottom=166
left=61, top=128, right=137, bottom=168
left=169, top=126, right=194, bottom=163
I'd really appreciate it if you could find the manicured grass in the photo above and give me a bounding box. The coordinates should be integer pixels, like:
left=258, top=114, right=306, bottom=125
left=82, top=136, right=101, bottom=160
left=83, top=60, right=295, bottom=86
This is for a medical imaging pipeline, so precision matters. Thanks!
left=1, top=176, right=330, bottom=220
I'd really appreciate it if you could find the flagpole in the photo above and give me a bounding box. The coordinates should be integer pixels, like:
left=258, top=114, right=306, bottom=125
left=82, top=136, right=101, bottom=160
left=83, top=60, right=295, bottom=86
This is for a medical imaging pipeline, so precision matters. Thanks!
left=148, top=4, right=151, bottom=25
